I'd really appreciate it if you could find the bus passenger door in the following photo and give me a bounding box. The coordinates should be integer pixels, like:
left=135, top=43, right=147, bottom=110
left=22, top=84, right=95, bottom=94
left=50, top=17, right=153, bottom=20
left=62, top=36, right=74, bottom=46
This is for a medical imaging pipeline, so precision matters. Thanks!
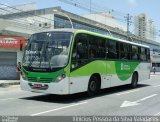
left=69, top=33, right=89, bottom=94
left=101, top=74, right=112, bottom=89
left=101, top=60, right=112, bottom=89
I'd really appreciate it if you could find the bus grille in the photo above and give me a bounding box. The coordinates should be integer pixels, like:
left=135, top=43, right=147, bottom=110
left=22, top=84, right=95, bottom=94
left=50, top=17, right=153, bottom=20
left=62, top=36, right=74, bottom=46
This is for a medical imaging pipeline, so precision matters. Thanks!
left=28, top=77, right=52, bottom=83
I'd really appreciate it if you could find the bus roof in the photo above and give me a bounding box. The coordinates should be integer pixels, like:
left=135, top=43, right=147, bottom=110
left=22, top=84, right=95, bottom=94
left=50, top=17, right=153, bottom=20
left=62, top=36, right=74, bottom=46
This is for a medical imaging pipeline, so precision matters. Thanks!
left=75, top=30, right=150, bottom=49
left=36, top=29, right=150, bottom=49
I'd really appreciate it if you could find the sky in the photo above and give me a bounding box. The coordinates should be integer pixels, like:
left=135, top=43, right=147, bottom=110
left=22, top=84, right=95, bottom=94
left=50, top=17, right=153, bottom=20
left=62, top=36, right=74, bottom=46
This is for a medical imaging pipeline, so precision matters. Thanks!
left=0, top=0, right=160, bottom=41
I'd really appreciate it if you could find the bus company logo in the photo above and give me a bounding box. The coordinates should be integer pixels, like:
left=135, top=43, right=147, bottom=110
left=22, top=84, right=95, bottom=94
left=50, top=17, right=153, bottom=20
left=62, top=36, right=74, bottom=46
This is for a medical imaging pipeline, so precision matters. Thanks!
left=121, top=63, right=130, bottom=70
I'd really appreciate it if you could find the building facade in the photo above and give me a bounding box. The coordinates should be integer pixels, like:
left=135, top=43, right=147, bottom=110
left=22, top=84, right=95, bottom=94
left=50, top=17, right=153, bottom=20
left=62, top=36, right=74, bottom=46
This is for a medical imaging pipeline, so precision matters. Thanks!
left=134, top=13, right=156, bottom=41
left=0, top=36, right=26, bottom=79
left=83, top=12, right=127, bottom=31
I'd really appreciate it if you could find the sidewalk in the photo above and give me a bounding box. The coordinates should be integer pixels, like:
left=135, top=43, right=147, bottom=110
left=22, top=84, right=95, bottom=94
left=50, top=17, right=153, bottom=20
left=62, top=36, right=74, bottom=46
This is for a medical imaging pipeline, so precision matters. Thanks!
left=150, top=72, right=160, bottom=75
left=0, top=80, right=20, bottom=87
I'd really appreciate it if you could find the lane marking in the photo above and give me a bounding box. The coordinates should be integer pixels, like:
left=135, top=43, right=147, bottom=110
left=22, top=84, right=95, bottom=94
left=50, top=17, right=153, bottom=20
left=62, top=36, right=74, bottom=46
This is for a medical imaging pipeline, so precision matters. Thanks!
left=120, top=94, right=158, bottom=108
left=0, top=98, right=16, bottom=101
left=139, top=94, right=157, bottom=101
left=155, top=112, right=160, bottom=116
left=153, top=85, right=160, bottom=88
left=31, top=101, right=88, bottom=116
left=116, top=89, right=139, bottom=96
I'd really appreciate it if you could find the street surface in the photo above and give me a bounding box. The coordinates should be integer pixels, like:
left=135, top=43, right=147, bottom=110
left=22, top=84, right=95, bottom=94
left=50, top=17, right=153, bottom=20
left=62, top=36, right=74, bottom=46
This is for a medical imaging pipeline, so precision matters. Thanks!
left=0, top=75, right=160, bottom=116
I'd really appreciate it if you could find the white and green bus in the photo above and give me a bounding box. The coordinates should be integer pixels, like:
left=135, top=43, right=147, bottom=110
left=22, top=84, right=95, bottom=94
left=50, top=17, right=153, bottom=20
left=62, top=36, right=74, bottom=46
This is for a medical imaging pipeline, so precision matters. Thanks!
left=20, top=29, right=151, bottom=96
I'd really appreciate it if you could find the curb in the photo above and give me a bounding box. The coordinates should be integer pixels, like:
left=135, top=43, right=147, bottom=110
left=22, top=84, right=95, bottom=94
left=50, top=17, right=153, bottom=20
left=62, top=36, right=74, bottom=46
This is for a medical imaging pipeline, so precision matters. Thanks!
left=0, top=81, right=20, bottom=87
left=150, top=73, right=160, bottom=75
left=151, top=74, right=160, bottom=76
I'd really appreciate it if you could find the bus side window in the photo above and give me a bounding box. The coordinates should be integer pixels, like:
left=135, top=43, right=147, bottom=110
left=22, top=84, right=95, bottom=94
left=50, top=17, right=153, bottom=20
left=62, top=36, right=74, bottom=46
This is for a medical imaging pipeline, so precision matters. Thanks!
left=131, top=45, right=138, bottom=60
left=88, top=36, right=106, bottom=59
left=140, top=47, right=147, bottom=61
left=120, top=43, right=130, bottom=60
left=146, top=48, right=150, bottom=62
left=71, top=34, right=88, bottom=69
left=107, top=40, right=118, bottom=59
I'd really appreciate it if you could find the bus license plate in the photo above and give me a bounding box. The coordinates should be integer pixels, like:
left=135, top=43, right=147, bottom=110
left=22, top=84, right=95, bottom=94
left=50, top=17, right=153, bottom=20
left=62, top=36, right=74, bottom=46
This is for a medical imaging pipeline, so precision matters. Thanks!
left=33, top=84, right=43, bottom=88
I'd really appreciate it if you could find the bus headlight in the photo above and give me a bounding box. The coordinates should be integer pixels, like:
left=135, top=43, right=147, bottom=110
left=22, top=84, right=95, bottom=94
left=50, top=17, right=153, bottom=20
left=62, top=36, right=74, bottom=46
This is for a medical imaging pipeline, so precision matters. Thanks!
left=55, top=72, right=66, bottom=82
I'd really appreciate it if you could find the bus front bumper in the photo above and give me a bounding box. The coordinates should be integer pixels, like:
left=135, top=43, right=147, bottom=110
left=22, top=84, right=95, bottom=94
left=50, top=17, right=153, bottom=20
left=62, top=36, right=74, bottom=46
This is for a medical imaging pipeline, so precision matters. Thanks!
left=20, top=76, right=70, bottom=95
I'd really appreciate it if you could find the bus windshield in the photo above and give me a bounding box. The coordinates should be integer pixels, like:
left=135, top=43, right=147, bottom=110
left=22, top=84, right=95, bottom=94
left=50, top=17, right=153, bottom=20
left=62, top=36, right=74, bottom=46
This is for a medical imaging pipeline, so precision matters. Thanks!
left=22, top=32, right=72, bottom=70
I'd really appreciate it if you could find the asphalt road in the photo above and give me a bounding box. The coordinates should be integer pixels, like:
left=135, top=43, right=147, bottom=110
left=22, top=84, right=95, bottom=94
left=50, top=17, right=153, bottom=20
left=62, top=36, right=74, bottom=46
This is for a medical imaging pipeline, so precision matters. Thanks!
left=0, top=75, right=160, bottom=116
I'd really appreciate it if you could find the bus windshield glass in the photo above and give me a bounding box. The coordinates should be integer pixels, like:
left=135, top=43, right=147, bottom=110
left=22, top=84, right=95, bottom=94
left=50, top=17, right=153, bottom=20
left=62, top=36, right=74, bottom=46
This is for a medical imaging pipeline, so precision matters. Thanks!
left=22, top=32, right=72, bottom=70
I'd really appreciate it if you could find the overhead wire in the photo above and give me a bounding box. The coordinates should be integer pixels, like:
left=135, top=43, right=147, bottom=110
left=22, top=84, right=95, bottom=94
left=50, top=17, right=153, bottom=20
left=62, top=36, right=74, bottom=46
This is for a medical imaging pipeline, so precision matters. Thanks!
left=58, top=0, right=157, bottom=39
left=0, top=1, right=158, bottom=39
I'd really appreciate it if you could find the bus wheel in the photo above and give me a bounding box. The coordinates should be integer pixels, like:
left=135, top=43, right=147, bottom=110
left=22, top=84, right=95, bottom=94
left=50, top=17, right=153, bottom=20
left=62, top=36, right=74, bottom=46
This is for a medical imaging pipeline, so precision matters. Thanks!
left=87, top=76, right=100, bottom=97
left=131, top=73, right=138, bottom=88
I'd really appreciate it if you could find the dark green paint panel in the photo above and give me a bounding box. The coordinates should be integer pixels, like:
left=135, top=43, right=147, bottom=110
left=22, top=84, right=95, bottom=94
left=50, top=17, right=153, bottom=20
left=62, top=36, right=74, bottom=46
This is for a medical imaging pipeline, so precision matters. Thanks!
left=70, top=61, right=106, bottom=77
left=70, top=60, right=140, bottom=81
left=22, top=68, right=64, bottom=83
left=115, top=61, right=140, bottom=81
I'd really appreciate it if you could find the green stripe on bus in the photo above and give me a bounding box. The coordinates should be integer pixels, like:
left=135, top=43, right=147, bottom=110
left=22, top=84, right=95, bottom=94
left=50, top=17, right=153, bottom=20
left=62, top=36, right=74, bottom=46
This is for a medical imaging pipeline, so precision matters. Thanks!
left=70, top=60, right=139, bottom=81
left=115, top=62, right=139, bottom=81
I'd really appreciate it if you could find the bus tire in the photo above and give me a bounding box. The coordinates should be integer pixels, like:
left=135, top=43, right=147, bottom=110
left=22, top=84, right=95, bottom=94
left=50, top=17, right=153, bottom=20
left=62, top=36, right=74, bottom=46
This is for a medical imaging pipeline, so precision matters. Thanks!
left=131, top=72, right=138, bottom=88
left=87, top=76, right=100, bottom=97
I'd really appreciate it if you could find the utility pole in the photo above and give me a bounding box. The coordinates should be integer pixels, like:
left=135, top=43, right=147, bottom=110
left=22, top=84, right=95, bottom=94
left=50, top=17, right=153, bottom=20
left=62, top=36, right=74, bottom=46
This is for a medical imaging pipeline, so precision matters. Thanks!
left=125, top=13, right=132, bottom=41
